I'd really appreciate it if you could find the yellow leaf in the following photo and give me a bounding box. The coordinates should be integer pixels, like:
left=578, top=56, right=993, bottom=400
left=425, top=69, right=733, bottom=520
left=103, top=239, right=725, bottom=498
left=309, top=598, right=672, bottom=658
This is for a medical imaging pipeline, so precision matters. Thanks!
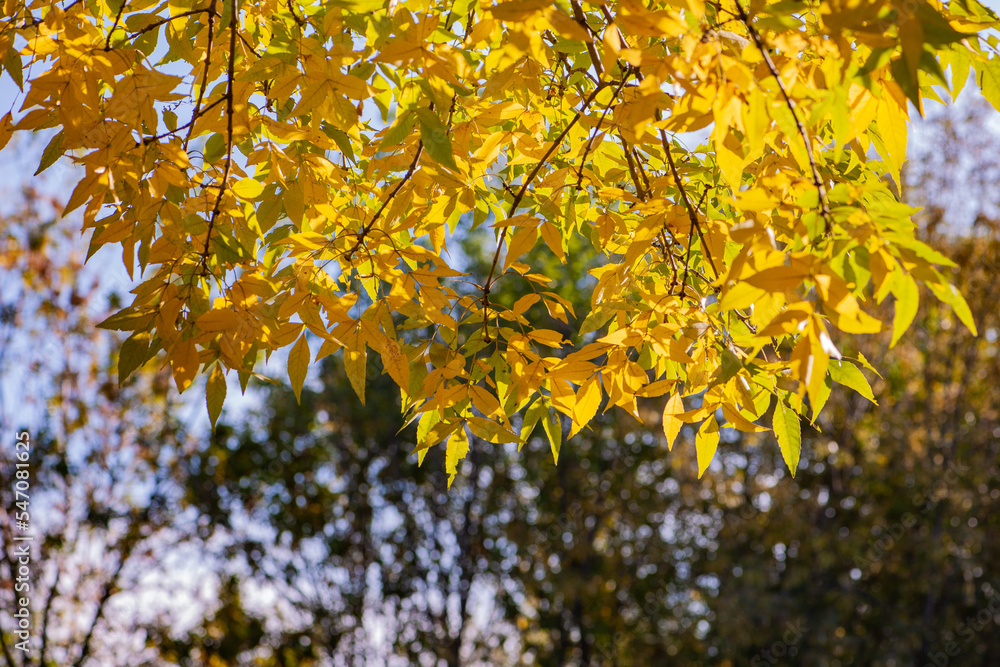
left=288, top=334, right=310, bottom=404
left=344, top=329, right=367, bottom=405
left=196, top=309, right=240, bottom=332
left=206, top=363, right=227, bottom=429
left=696, top=416, right=719, bottom=478
left=891, top=271, right=919, bottom=347
left=539, top=220, right=565, bottom=262
left=542, top=408, right=562, bottom=464
left=772, top=399, right=801, bottom=476
left=171, top=337, right=199, bottom=393
left=232, top=178, right=265, bottom=200
left=527, top=329, right=565, bottom=347
left=569, top=374, right=602, bottom=438
left=446, top=429, right=470, bottom=489
left=662, top=393, right=683, bottom=450
left=503, top=225, right=538, bottom=272
left=876, top=93, right=908, bottom=184
left=380, top=338, right=410, bottom=393
left=721, top=404, right=764, bottom=433
left=470, top=385, right=502, bottom=418
left=928, top=279, right=978, bottom=336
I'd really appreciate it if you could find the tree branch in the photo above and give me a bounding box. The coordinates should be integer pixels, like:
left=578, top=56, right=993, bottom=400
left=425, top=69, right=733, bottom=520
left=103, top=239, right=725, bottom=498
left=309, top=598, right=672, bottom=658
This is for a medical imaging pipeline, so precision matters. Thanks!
left=103, top=0, right=127, bottom=51
left=184, top=1, right=219, bottom=151
left=129, top=8, right=210, bottom=39
left=481, top=83, right=607, bottom=341
left=575, top=74, right=629, bottom=190
left=140, top=96, right=226, bottom=146
left=346, top=140, right=423, bottom=262
left=72, top=553, right=128, bottom=667
left=570, top=0, right=604, bottom=79
left=199, top=0, right=238, bottom=277
left=659, top=129, right=718, bottom=281
left=733, top=0, right=832, bottom=238
left=37, top=566, right=61, bottom=667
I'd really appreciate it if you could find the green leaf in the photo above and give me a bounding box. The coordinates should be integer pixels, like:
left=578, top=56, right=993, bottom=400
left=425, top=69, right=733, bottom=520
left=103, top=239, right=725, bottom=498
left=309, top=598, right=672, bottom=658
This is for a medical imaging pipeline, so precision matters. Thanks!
left=257, top=194, right=283, bottom=232
left=773, top=399, right=801, bottom=476
left=288, top=334, right=310, bottom=404
left=976, top=57, right=1000, bottom=113
left=890, top=56, right=921, bottom=112
left=118, top=331, right=152, bottom=385
left=829, top=360, right=876, bottom=404
left=855, top=351, right=882, bottom=379
left=416, top=107, right=458, bottom=171
left=206, top=364, right=227, bottom=429
left=232, top=178, right=265, bottom=200
left=344, top=333, right=367, bottom=406
left=378, top=109, right=416, bottom=150
left=891, top=271, right=919, bottom=347
left=4, top=46, right=23, bottom=90
left=323, top=122, right=357, bottom=162
left=810, top=374, right=833, bottom=422
left=328, top=0, right=386, bottom=10
left=98, top=308, right=154, bottom=332
left=35, top=132, right=65, bottom=176
left=713, top=347, right=743, bottom=387
left=916, top=3, right=969, bottom=47
left=928, top=278, right=978, bottom=336
left=696, top=416, right=719, bottom=478
left=519, top=397, right=544, bottom=450
left=541, top=407, right=562, bottom=464
left=204, top=133, right=226, bottom=163
left=445, top=430, right=470, bottom=489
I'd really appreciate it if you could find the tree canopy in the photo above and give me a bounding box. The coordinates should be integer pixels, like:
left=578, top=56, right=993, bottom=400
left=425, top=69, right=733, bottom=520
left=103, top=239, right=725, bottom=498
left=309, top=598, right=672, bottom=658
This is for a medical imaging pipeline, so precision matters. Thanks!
left=2, top=0, right=998, bottom=476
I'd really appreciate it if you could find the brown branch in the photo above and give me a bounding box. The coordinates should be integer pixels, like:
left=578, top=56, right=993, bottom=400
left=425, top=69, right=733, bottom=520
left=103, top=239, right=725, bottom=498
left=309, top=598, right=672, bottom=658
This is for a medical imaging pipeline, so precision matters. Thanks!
left=72, top=552, right=128, bottom=667
left=139, top=96, right=226, bottom=146
left=346, top=140, right=423, bottom=261
left=570, top=0, right=603, bottom=78
left=620, top=134, right=646, bottom=200
left=199, top=0, right=238, bottom=276
left=238, top=31, right=261, bottom=58
left=659, top=128, right=718, bottom=281
left=184, top=0, right=218, bottom=151
left=733, top=0, right=832, bottom=237
left=103, top=0, right=127, bottom=51
left=38, top=566, right=62, bottom=667
left=128, top=8, right=210, bottom=39
left=575, top=73, right=629, bottom=190
left=633, top=144, right=652, bottom=193
left=286, top=0, right=306, bottom=27
left=481, top=83, right=607, bottom=341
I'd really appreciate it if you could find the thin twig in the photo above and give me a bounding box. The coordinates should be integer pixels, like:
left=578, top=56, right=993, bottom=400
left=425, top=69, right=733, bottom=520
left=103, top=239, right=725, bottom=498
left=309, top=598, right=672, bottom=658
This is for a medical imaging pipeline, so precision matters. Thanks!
left=129, top=8, right=210, bottom=38
left=200, top=0, right=238, bottom=276
left=659, top=128, right=718, bottom=275
left=346, top=141, right=423, bottom=261
left=481, top=84, right=607, bottom=341
left=140, top=97, right=226, bottom=146
left=620, top=133, right=646, bottom=199
left=184, top=0, right=218, bottom=150
left=103, top=0, right=127, bottom=51
left=575, top=74, right=630, bottom=190
left=287, top=0, right=306, bottom=27
left=734, top=0, right=832, bottom=237
left=570, top=0, right=604, bottom=78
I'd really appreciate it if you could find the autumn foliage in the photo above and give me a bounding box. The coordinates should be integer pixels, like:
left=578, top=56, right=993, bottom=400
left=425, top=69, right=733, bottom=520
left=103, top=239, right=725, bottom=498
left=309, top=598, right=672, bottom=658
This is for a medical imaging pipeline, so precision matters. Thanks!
left=2, top=0, right=997, bottom=479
